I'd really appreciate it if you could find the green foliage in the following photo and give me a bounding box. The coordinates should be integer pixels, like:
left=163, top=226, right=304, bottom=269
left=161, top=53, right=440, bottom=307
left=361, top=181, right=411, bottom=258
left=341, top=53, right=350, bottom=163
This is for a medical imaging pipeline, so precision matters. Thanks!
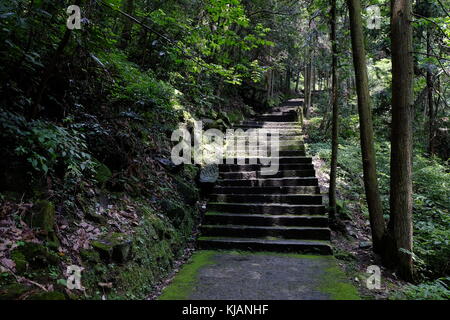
left=0, top=111, right=94, bottom=180
left=100, top=51, right=175, bottom=105
left=306, top=118, right=450, bottom=279
left=391, top=278, right=450, bottom=300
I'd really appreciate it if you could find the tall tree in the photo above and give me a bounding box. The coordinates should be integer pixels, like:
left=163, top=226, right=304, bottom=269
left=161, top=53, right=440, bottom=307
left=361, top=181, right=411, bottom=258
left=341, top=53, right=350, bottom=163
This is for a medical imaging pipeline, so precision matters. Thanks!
left=329, top=0, right=339, bottom=221
left=389, top=0, right=414, bottom=280
left=346, top=0, right=386, bottom=252
left=119, top=0, right=135, bottom=49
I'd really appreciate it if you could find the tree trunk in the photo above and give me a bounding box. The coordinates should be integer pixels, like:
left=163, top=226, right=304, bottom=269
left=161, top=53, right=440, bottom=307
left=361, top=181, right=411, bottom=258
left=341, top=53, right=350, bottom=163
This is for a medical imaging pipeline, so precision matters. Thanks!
left=389, top=0, right=414, bottom=281
left=304, top=55, right=312, bottom=117
left=119, top=0, right=135, bottom=49
left=329, top=0, right=339, bottom=221
left=426, top=27, right=434, bottom=155
left=347, top=0, right=386, bottom=252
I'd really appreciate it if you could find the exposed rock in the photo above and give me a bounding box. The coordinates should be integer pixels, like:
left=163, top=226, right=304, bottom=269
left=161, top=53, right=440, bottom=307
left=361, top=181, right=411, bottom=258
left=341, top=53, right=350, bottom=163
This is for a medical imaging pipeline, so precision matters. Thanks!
left=91, top=232, right=132, bottom=263
left=359, top=241, right=372, bottom=249
left=155, top=157, right=183, bottom=173
left=160, top=200, right=187, bottom=227
left=175, top=177, right=199, bottom=205
left=25, top=200, right=55, bottom=235
left=11, top=242, right=59, bottom=272
left=345, top=224, right=358, bottom=239
left=85, top=210, right=107, bottom=225
left=202, top=118, right=228, bottom=131
left=199, top=164, right=219, bottom=184
left=80, top=249, right=101, bottom=264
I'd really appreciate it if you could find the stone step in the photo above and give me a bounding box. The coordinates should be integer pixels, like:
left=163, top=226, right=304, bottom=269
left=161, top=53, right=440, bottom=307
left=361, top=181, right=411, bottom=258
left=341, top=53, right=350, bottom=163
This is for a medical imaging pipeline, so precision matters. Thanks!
left=219, top=163, right=313, bottom=172
left=234, top=124, right=303, bottom=131
left=239, top=121, right=302, bottom=128
left=220, top=156, right=312, bottom=165
left=200, top=101, right=331, bottom=255
left=230, top=132, right=303, bottom=138
left=212, top=186, right=320, bottom=194
left=207, top=202, right=326, bottom=215
left=229, top=148, right=305, bottom=155
left=197, top=237, right=332, bottom=255
left=203, top=213, right=328, bottom=227
left=218, top=177, right=319, bottom=187
left=209, top=194, right=323, bottom=205
left=220, top=169, right=316, bottom=179
left=200, top=225, right=331, bottom=241
left=228, top=138, right=304, bottom=144
left=252, top=115, right=298, bottom=122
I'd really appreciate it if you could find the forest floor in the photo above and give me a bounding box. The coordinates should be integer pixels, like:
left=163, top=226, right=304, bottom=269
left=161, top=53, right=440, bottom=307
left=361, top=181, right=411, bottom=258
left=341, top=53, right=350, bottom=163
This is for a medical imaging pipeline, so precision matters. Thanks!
left=156, top=250, right=360, bottom=300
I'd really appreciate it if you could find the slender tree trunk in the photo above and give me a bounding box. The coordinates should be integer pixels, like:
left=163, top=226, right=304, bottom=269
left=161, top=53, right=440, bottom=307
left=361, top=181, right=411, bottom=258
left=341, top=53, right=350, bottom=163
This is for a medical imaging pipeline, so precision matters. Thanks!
left=329, top=0, right=339, bottom=220
left=347, top=0, right=386, bottom=252
left=304, top=55, right=312, bottom=117
left=33, top=0, right=82, bottom=117
left=119, top=0, right=135, bottom=49
left=389, top=0, right=414, bottom=281
left=426, top=27, right=434, bottom=155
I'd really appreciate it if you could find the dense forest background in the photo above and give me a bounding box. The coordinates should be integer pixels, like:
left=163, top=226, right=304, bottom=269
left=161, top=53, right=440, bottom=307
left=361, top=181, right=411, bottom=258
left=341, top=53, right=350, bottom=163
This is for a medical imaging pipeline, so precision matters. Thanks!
left=0, top=0, right=448, bottom=300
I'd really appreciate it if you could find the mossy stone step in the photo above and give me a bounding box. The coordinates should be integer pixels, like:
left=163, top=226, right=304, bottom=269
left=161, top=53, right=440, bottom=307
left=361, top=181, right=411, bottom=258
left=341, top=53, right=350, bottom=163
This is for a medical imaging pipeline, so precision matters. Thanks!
left=200, top=225, right=331, bottom=240
left=220, top=169, right=316, bottom=179
left=208, top=202, right=326, bottom=215
left=212, top=185, right=320, bottom=194
left=203, top=213, right=328, bottom=227
left=218, top=177, right=319, bottom=187
left=221, top=156, right=312, bottom=165
left=197, top=237, right=332, bottom=255
left=200, top=104, right=330, bottom=255
left=219, top=163, right=313, bottom=172
left=209, top=194, right=323, bottom=205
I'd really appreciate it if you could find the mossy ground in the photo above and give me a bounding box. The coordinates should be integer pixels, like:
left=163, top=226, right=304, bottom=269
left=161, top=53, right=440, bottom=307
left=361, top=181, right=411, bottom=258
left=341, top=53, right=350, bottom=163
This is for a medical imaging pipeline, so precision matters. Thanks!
left=318, top=260, right=361, bottom=300
left=158, top=250, right=360, bottom=300
left=158, top=250, right=216, bottom=300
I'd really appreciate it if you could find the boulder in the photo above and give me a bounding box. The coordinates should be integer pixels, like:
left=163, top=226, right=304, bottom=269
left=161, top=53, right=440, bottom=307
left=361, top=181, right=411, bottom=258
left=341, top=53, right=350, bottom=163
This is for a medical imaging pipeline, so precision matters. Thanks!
left=155, top=157, right=183, bottom=173
left=199, top=164, right=219, bottom=184
left=160, top=200, right=187, bottom=227
left=25, top=200, right=55, bottom=235
left=91, top=232, right=132, bottom=263
left=11, top=242, right=59, bottom=272
left=359, top=241, right=372, bottom=249
left=174, top=177, right=199, bottom=205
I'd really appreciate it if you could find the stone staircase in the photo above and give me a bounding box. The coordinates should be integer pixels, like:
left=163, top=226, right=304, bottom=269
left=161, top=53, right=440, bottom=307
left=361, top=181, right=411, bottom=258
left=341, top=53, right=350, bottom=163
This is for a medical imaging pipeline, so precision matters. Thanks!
left=197, top=101, right=332, bottom=255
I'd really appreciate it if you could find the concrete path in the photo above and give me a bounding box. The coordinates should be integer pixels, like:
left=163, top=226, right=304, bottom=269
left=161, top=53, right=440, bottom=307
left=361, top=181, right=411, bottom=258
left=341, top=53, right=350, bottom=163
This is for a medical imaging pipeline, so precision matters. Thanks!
left=159, top=250, right=360, bottom=300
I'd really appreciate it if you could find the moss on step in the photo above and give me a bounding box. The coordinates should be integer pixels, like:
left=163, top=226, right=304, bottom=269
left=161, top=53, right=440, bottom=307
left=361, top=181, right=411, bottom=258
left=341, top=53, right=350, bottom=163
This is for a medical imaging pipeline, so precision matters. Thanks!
left=223, top=250, right=324, bottom=260
left=158, top=250, right=216, bottom=300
